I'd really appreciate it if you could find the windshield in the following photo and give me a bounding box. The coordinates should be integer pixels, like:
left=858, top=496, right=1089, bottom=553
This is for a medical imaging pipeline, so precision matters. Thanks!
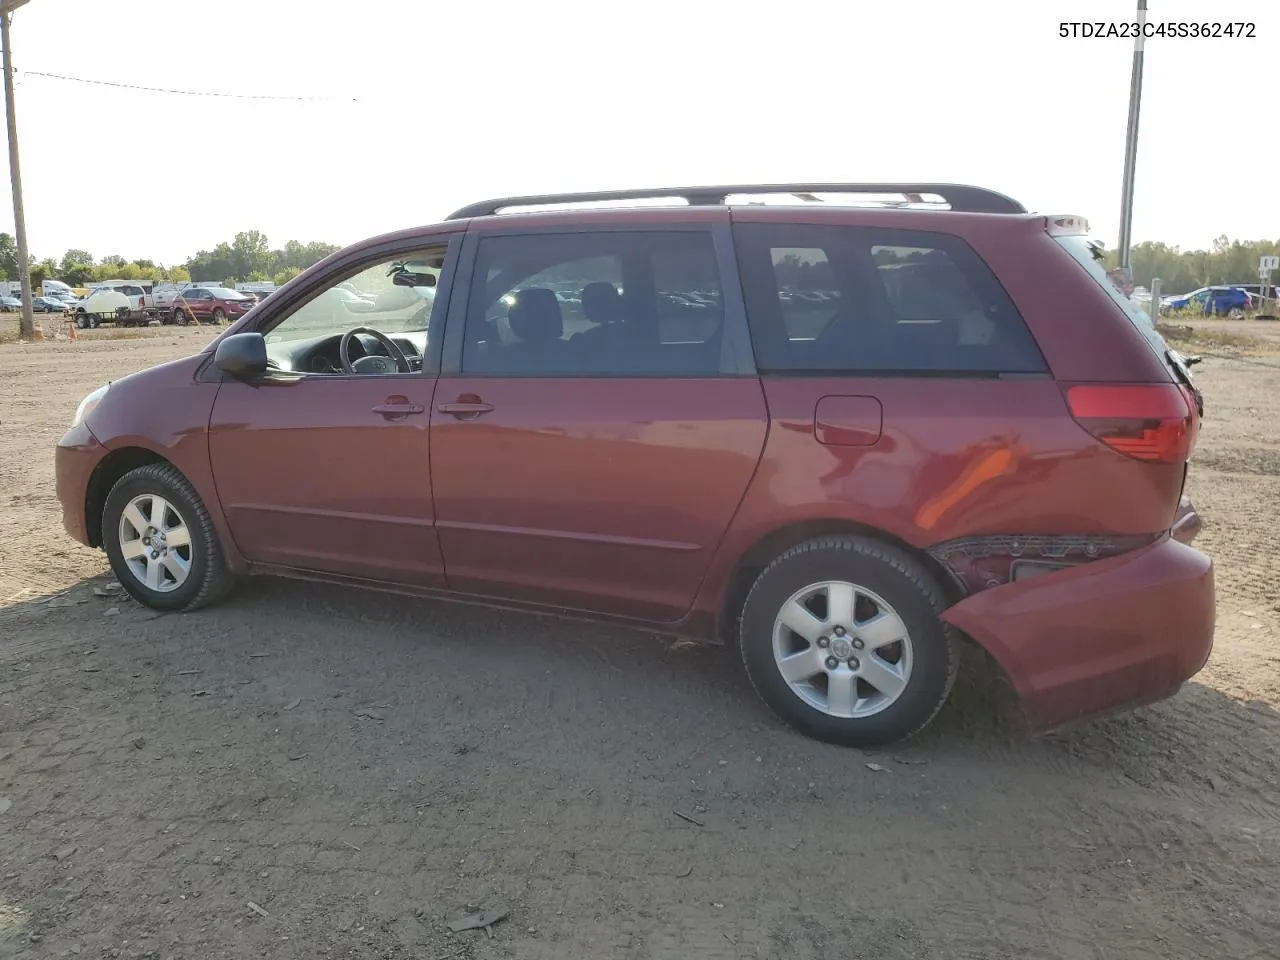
left=206, top=287, right=248, bottom=300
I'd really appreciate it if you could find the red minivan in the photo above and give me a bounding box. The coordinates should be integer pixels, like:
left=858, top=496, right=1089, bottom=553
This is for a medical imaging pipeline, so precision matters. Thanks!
left=54, top=183, right=1214, bottom=746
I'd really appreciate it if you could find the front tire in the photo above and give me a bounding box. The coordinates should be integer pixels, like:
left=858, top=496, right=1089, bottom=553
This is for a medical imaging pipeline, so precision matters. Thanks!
left=739, top=535, right=959, bottom=747
left=211, top=307, right=226, bottom=325
left=102, top=463, right=234, bottom=612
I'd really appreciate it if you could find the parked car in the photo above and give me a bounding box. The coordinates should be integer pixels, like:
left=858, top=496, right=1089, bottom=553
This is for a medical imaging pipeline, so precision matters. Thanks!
left=55, top=182, right=1213, bottom=748
left=167, top=286, right=255, bottom=325
left=1164, top=285, right=1252, bottom=316
left=33, top=296, right=70, bottom=313
left=0, top=295, right=22, bottom=311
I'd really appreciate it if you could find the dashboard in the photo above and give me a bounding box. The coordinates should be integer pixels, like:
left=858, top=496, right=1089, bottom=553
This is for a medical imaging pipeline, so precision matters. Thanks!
left=265, top=330, right=428, bottom=375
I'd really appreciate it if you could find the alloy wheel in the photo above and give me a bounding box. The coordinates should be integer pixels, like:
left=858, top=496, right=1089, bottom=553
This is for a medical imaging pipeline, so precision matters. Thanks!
left=117, top=493, right=193, bottom=593
left=772, top=580, right=913, bottom=719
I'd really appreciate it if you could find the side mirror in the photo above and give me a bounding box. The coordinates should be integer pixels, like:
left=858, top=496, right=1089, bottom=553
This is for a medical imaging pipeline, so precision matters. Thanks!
left=214, top=331, right=268, bottom=379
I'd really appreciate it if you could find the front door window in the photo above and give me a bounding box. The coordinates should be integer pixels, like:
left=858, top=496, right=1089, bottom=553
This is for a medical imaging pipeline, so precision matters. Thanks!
left=263, top=250, right=446, bottom=375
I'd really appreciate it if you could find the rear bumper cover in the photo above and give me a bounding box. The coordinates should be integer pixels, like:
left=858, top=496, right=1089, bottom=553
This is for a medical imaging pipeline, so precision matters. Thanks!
left=942, top=536, right=1214, bottom=734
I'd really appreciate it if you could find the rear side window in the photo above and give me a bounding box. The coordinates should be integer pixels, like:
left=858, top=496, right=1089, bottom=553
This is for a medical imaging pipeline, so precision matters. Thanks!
left=462, top=230, right=729, bottom=377
left=1052, top=234, right=1170, bottom=359
left=734, top=223, right=1046, bottom=375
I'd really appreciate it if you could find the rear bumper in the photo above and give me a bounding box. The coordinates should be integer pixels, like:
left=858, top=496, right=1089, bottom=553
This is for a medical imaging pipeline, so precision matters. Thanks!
left=942, top=536, right=1215, bottom=735
left=55, top=422, right=106, bottom=547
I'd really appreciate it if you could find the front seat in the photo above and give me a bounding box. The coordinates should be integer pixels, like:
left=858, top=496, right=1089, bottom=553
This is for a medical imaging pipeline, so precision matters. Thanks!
left=501, top=287, right=567, bottom=373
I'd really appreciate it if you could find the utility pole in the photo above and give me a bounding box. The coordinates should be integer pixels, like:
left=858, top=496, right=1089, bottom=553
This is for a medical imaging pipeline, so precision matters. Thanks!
left=1, top=0, right=34, bottom=341
left=1116, top=0, right=1147, bottom=281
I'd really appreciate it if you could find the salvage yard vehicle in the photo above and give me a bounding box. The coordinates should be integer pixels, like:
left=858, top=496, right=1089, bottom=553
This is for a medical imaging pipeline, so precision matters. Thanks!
left=74, top=288, right=132, bottom=328
left=55, top=182, right=1214, bottom=747
left=168, top=286, right=255, bottom=325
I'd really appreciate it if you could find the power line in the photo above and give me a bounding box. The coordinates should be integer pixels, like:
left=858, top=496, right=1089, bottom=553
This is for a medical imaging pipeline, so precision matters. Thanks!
left=18, top=69, right=358, bottom=102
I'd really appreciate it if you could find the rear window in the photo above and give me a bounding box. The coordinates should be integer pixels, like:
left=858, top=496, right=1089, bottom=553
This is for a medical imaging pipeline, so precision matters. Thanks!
left=1052, top=235, right=1169, bottom=355
left=733, top=223, right=1046, bottom=375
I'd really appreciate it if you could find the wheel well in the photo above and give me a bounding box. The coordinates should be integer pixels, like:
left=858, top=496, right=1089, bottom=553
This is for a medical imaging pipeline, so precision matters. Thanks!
left=717, top=519, right=961, bottom=643
left=85, top=447, right=168, bottom=547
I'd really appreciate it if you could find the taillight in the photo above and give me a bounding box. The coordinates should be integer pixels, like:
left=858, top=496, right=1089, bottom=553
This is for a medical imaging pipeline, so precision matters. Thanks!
left=1064, top=383, right=1197, bottom=463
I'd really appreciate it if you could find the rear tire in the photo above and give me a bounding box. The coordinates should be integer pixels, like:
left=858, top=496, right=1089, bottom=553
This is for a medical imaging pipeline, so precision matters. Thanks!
left=739, top=535, right=959, bottom=747
left=102, top=463, right=234, bottom=612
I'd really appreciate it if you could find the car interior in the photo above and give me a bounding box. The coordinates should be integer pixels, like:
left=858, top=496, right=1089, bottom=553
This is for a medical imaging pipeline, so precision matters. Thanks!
left=462, top=247, right=727, bottom=377
left=260, top=255, right=442, bottom=375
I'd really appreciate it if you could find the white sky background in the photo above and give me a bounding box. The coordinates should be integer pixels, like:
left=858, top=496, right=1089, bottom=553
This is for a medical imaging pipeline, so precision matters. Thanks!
left=2, top=0, right=1276, bottom=266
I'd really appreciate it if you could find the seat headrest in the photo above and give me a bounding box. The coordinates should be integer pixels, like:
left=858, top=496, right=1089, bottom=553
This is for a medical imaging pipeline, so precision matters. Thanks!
left=507, top=287, right=563, bottom=343
left=581, top=281, right=623, bottom=324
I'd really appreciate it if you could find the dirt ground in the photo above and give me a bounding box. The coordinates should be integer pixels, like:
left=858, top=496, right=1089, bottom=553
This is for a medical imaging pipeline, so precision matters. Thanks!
left=1, top=323, right=1278, bottom=960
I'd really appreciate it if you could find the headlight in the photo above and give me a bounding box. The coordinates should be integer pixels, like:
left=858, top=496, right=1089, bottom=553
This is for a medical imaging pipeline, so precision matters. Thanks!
left=72, top=383, right=109, bottom=428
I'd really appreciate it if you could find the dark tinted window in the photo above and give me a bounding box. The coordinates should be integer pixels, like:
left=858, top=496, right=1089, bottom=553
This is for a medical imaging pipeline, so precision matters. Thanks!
left=734, top=223, right=1046, bottom=374
left=462, top=231, right=727, bottom=377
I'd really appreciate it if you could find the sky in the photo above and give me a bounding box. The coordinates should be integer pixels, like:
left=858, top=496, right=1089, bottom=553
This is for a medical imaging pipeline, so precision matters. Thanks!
left=1, top=0, right=1276, bottom=267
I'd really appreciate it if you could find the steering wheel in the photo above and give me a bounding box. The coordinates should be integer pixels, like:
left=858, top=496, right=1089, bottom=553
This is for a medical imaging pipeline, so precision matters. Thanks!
left=339, top=326, right=412, bottom=375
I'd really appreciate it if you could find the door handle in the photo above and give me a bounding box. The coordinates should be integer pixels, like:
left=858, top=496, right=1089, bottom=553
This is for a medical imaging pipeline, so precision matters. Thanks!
left=437, top=400, right=495, bottom=419
left=371, top=398, right=425, bottom=420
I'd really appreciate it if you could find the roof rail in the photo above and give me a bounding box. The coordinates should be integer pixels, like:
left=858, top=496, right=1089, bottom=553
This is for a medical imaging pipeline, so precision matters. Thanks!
left=445, top=182, right=1027, bottom=220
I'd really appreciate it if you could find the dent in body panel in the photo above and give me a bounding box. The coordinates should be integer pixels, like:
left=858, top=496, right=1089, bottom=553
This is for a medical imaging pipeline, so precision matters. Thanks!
left=941, top=537, right=1215, bottom=732
left=688, top=375, right=1186, bottom=626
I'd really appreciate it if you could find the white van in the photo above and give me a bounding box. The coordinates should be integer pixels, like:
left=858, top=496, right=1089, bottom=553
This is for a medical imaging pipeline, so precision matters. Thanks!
left=42, top=279, right=75, bottom=299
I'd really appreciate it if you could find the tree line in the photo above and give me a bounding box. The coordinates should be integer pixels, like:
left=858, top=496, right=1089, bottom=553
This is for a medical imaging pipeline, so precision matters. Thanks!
left=0, top=230, right=341, bottom=289
left=1101, top=236, right=1279, bottom=294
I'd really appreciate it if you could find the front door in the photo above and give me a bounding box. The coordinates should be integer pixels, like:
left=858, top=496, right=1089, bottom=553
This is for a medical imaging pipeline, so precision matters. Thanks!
left=208, top=239, right=456, bottom=586
left=430, top=223, right=768, bottom=622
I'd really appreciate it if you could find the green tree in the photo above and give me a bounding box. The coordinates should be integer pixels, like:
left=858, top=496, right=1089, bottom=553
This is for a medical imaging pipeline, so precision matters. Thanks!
left=231, top=230, right=271, bottom=280
left=59, top=249, right=96, bottom=286
left=0, top=233, right=17, bottom=280
left=185, top=242, right=236, bottom=284
left=1124, top=237, right=1280, bottom=293
left=30, top=259, right=53, bottom=288
left=272, top=266, right=302, bottom=286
